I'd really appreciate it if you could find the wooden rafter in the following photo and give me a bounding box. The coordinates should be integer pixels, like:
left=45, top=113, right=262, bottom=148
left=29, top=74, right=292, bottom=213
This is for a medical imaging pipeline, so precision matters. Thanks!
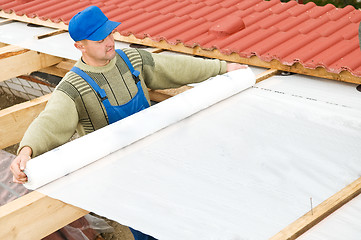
left=35, top=29, right=67, bottom=40
left=0, top=45, right=63, bottom=82
left=0, top=191, right=88, bottom=240
left=271, top=176, right=361, bottom=240
left=0, top=94, right=50, bottom=149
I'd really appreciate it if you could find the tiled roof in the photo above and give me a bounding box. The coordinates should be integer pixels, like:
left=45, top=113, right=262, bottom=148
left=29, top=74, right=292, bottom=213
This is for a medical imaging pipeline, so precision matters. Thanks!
left=1, top=0, right=361, bottom=78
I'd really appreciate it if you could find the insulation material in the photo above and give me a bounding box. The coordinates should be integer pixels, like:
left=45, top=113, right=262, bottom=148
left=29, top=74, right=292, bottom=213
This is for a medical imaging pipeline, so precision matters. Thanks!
left=23, top=71, right=361, bottom=239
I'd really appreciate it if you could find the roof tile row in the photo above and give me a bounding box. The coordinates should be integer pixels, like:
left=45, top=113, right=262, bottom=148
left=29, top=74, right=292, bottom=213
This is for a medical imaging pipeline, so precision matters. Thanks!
left=1, top=0, right=361, bottom=77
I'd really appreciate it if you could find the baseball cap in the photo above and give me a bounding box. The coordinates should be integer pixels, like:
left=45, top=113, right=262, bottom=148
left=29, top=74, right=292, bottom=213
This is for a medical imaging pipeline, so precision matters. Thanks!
left=69, top=6, right=121, bottom=42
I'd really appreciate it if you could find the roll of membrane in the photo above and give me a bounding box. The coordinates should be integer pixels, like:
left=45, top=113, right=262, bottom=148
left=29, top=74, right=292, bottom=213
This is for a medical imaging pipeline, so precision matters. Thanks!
left=24, top=67, right=256, bottom=190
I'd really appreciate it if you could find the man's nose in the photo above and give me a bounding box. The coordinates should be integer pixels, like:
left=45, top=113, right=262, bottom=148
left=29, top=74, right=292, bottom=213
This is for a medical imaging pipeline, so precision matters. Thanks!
left=104, top=33, right=114, bottom=45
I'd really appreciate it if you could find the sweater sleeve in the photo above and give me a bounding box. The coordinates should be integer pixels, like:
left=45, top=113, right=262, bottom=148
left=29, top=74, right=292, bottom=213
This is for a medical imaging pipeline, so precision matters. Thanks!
left=139, top=50, right=227, bottom=90
left=18, top=90, right=79, bottom=157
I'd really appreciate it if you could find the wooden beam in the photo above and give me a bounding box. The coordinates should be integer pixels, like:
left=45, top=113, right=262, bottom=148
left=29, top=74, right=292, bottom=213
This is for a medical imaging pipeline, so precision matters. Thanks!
left=39, top=59, right=76, bottom=77
left=0, top=191, right=89, bottom=240
left=0, top=45, right=27, bottom=56
left=256, top=69, right=280, bottom=83
left=34, top=29, right=67, bottom=40
left=0, top=19, right=13, bottom=25
left=0, top=94, right=50, bottom=149
left=148, top=85, right=192, bottom=102
left=115, top=33, right=361, bottom=85
left=0, top=47, right=63, bottom=82
left=271, top=176, right=361, bottom=240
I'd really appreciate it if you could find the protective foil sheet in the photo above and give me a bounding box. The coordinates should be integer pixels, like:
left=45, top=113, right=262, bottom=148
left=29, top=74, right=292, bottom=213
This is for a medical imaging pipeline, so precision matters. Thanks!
left=24, top=69, right=361, bottom=239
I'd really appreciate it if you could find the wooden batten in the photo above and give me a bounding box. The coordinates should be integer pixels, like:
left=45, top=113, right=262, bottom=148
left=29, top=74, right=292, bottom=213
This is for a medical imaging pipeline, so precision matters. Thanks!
left=0, top=94, right=50, bottom=149
left=271, top=177, right=361, bottom=240
left=0, top=46, right=63, bottom=82
left=256, top=69, right=280, bottom=83
left=0, top=191, right=89, bottom=240
left=39, top=59, right=76, bottom=77
left=35, top=29, right=67, bottom=40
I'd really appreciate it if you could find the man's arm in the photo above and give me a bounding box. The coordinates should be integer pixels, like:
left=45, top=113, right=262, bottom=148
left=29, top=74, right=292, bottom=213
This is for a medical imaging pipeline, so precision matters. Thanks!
left=138, top=50, right=227, bottom=90
left=10, top=90, right=79, bottom=183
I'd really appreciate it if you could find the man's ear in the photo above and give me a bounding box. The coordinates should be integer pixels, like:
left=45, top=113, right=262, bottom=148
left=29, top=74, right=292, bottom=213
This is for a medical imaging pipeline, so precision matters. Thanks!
left=74, top=41, right=86, bottom=53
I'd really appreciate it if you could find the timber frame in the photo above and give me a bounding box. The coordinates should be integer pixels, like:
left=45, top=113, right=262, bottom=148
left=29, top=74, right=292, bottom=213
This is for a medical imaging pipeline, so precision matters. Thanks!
left=0, top=16, right=361, bottom=240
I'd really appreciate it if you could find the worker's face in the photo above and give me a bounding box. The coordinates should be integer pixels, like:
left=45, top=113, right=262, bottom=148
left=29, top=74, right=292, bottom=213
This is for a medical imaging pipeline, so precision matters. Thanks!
left=75, top=31, right=116, bottom=66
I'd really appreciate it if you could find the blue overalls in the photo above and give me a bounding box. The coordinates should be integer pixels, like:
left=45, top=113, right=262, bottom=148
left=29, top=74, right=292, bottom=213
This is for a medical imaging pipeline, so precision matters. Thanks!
left=71, top=49, right=157, bottom=240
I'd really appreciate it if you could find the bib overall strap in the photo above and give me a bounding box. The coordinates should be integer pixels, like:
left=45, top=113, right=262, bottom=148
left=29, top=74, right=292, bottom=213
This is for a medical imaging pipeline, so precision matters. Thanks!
left=71, top=66, right=113, bottom=108
left=116, top=49, right=140, bottom=83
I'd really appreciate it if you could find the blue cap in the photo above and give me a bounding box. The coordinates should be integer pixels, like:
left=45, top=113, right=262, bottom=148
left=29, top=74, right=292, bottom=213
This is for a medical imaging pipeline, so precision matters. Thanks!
left=69, top=6, right=121, bottom=42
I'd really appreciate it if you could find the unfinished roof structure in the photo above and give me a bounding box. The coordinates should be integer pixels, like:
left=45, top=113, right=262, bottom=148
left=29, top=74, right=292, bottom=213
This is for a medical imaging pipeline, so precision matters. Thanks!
left=0, top=0, right=361, bottom=239
left=0, top=0, right=360, bottom=83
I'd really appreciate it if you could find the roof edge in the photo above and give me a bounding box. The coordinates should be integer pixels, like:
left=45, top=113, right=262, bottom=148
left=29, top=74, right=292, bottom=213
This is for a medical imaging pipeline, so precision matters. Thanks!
left=115, top=33, right=361, bottom=85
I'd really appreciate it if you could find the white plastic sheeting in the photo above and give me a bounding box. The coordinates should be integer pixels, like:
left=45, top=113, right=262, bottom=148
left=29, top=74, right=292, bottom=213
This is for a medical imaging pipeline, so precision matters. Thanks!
left=0, top=19, right=130, bottom=60
left=24, top=68, right=256, bottom=189
left=22, top=69, right=361, bottom=239
left=2, top=17, right=361, bottom=240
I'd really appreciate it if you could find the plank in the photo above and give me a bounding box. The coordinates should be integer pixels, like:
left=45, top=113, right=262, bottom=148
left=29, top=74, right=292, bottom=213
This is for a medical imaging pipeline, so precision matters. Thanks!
left=0, top=19, right=13, bottom=25
left=256, top=69, right=280, bottom=83
left=34, top=29, right=67, bottom=40
left=0, top=48, right=63, bottom=82
left=0, top=94, right=50, bottom=149
left=39, top=59, right=76, bottom=77
left=271, top=176, right=361, bottom=240
left=0, top=191, right=89, bottom=240
left=0, top=45, right=27, bottom=56
left=148, top=85, right=192, bottom=102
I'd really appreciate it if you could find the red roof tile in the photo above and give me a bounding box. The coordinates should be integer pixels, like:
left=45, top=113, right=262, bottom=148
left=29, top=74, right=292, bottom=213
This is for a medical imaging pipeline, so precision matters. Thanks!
left=1, top=0, right=361, bottom=77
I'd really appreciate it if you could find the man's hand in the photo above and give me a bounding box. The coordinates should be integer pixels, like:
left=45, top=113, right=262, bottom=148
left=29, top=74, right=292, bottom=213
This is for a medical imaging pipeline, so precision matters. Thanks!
left=10, top=146, right=32, bottom=184
left=227, top=63, right=248, bottom=72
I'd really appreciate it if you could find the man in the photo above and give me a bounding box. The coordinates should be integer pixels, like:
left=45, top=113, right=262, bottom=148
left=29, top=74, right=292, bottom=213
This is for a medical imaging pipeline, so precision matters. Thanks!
left=10, top=5, right=244, bottom=240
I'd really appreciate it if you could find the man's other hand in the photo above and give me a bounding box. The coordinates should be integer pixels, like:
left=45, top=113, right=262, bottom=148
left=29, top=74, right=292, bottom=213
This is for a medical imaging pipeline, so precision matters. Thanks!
left=227, top=63, right=248, bottom=72
left=10, top=146, right=32, bottom=184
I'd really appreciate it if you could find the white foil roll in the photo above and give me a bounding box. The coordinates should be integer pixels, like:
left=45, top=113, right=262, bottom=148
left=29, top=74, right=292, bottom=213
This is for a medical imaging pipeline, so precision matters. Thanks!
left=24, top=68, right=256, bottom=189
